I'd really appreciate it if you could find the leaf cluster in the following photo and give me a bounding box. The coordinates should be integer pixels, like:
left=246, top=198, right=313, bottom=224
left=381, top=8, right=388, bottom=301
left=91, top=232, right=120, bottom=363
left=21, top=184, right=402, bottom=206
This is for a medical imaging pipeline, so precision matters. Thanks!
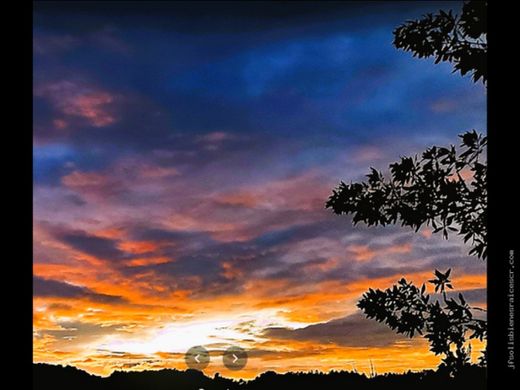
left=393, top=1, right=487, bottom=84
left=326, top=131, right=487, bottom=259
left=357, top=269, right=487, bottom=375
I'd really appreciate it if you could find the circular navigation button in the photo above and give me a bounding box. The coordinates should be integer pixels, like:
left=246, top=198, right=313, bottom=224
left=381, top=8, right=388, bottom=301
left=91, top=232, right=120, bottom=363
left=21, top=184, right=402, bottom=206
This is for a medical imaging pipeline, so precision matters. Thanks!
left=185, top=346, right=210, bottom=370
left=222, top=345, right=247, bottom=371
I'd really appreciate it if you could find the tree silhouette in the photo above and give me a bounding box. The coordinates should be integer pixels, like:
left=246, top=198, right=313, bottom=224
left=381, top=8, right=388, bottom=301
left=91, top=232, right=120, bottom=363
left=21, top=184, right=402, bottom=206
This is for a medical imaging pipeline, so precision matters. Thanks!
left=358, top=269, right=486, bottom=375
left=326, top=0, right=487, bottom=375
left=393, top=0, right=486, bottom=84
left=326, top=130, right=487, bottom=259
left=34, top=363, right=487, bottom=390
left=327, top=0, right=487, bottom=259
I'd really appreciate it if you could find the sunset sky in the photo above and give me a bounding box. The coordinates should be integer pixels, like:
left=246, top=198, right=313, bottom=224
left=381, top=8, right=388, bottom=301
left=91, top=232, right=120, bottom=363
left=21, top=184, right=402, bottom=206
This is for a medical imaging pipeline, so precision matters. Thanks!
left=33, top=1, right=486, bottom=378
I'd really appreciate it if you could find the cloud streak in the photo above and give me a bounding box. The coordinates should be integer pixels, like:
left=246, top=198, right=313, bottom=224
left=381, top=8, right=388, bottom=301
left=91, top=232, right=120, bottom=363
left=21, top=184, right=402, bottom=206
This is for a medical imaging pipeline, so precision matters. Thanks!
left=34, top=276, right=127, bottom=304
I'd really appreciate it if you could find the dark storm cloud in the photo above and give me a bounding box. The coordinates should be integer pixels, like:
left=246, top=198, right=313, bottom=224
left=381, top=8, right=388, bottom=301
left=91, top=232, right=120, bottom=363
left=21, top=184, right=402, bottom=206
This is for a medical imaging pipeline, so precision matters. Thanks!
left=129, top=219, right=344, bottom=274
left=54, top=230, right=128, bottom=261
left=34, top=276, right=127, bottom=304
left=121, top=215, right=461, bottom=297
left=131, top=227, right=213, bottom=244
left=263, top=311, right=409, bottom=347
left=38, top=192, right=482, bottom=301
left=33, top=0, right=484, bottom=170
left=33, top=0, right=485, bottom=330
left=34, top=1, right=457, bottom=35
left=252, top=220, right=339, bottom=248
left=120, top=220, right=334, bottom=295
left=262, top=287, right=485, bottom=348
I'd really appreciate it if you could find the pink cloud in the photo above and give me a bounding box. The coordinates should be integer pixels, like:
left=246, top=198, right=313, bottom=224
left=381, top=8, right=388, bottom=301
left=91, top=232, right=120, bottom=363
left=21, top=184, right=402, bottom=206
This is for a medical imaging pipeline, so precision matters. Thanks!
left=35, top=80, right=117, bottom=128
left=196, top=131, right=235, bottom=151
left=214, top=172, right=331, bottom=213
left=65, top=93, right=115, bottom=127
left=57, top=159, right=333, bottom=246
left=198, top=131, right=232, bottom=143
left=136, top=165, right=180, bottom=179
left=52, top=119, right=68, bottom=130
left=62, top=170, right=122, bottom=196
left=198, top=172, right=333, bottom=241
left=61, top=158, right=180, bottom=202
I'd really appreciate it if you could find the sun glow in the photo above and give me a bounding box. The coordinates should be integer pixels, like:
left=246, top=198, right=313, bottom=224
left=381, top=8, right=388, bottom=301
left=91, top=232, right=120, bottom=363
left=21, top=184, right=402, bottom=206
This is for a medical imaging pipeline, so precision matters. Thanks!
left=98, top=310, right=301, bottom=356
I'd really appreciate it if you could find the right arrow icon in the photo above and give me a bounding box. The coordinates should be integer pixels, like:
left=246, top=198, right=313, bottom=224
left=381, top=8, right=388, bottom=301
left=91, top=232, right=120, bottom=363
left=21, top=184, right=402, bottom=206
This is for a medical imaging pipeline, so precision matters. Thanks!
left=223, top=346, right=247, bottom=371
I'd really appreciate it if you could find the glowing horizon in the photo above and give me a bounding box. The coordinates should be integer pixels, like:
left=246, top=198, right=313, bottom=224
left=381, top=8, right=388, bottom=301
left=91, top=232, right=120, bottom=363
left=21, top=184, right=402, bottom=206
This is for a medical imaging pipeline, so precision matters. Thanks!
left=33, top=1, right=487, bottom=379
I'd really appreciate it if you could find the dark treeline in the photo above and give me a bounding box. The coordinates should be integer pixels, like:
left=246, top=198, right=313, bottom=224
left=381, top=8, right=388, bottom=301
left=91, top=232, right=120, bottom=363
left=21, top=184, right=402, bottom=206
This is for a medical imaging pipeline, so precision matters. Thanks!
left=34, top=363, right=486, bottom=390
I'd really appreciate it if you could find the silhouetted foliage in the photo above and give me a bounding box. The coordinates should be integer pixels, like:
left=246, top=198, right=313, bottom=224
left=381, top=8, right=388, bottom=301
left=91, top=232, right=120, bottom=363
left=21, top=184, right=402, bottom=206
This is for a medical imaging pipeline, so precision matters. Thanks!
left=394, top=1, right=486, bottom=83
left=358, top=270, right=486, bottom=376
left=326, top=131, right=487, bottom=259
left=33, top=363, right=486, bottom=390
left=325, top=1, right=488, bottom=379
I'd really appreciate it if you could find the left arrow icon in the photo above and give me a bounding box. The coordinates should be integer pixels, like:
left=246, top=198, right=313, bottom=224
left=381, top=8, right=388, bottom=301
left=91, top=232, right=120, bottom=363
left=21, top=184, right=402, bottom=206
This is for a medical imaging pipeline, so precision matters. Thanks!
left=185, top=346, right=210, bottom=370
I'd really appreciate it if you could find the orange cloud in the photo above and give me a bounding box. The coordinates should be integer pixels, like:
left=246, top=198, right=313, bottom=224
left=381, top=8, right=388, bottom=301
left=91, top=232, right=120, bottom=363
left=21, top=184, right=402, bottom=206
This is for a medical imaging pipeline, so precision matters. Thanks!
left=125, top=257, right=170, bottom=267
left=34, top=159, right=486, bottom=379
left=33, top=262, right=486, bottom=378
left=347, top=243, right=412, bottom=262
left=95, top=228, right=126, bottom=240
left=421, top=227, right=433, bottom=238
left=347, top=245, right=377, bottom=262
left=302, top=257, right=339, bottom=273
left=118, top=241, right=158, bottom=255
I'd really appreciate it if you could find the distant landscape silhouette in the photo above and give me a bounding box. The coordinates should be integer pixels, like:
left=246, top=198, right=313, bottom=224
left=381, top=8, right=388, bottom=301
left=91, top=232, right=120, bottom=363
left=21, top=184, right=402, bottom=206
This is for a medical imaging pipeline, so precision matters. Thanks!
left=34, top=363, right=486, bottom=390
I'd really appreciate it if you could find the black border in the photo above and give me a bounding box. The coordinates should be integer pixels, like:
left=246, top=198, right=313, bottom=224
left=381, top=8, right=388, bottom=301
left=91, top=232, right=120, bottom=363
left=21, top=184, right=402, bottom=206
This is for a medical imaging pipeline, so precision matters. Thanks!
left=14, top=1, right=34, bottom=390
left=24, top=1, right=518, bottom=388
left=487, top=0, right=518, bottom=385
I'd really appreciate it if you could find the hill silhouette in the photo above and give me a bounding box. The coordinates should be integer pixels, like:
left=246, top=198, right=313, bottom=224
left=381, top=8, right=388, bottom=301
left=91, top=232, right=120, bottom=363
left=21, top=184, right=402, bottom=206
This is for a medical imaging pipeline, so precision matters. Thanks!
left=34, top=363, right=486, bottom=390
